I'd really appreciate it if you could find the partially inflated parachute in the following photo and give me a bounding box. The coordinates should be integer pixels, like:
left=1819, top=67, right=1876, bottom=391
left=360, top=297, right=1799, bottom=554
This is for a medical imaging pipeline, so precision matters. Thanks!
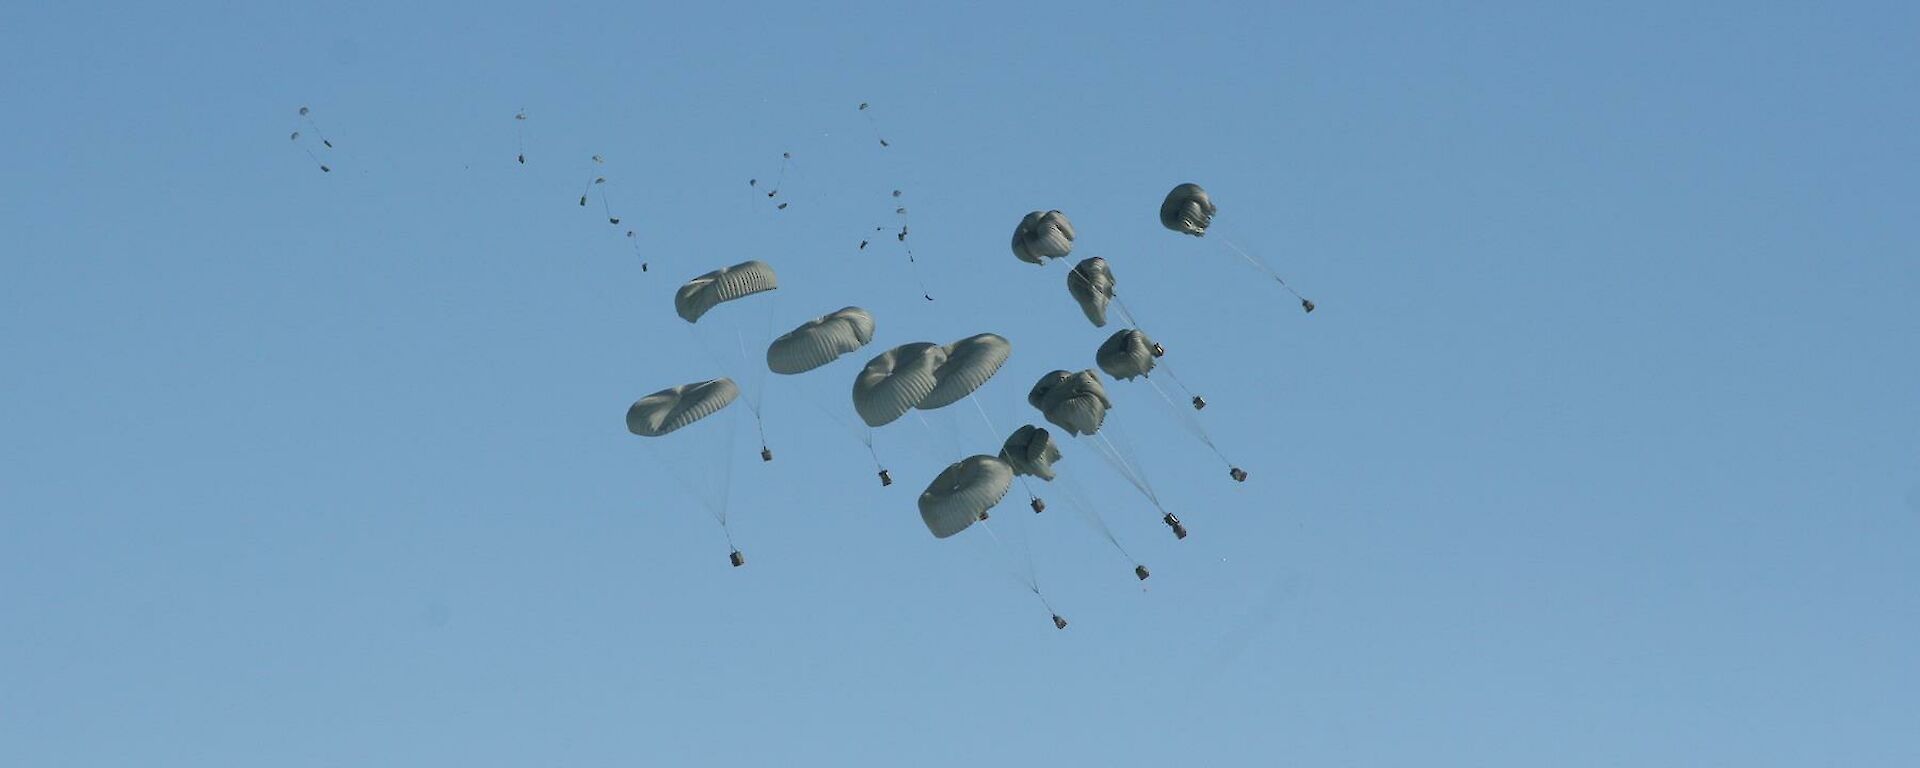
left=1028, top=369, right=1111, bottom=436
left=1159, top=183, right=1215, bottom=236
left=918, top=455, right=1014, bottom=538
left=767, top=307, right=876, bottom=375
left=1067, top=257, right=1117, bottom=327
left=1096, top=329, right=1156, bottom=381
left=1012, top=210, right=1075, bottom=265
left=1000, top=424, right=1063, bottom=481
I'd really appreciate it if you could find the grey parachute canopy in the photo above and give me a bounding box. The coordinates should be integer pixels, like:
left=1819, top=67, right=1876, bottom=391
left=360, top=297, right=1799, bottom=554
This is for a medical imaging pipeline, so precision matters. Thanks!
left=1096, top=329, right=1156, bottom=381
left=626, top=379, right=740, bottom=437
left=852, top=342, right=947, bottom=427
left=1000, top=424, right=1063, bottom=481
left=767, top=307, right=876, bottom=375
left=674, top=260, right=779, bottom=323
left=1160, top=183, right=1215, bottom=237
left=1028, top=369, right=1111, bottom=436
left=1011, top=210, right=1075, bottom=265
left=918, top=455, right=1014, bottom=538
left=919, top=333, right=1012, bottom=410
left=1067, top=257, right=1117, bottom=327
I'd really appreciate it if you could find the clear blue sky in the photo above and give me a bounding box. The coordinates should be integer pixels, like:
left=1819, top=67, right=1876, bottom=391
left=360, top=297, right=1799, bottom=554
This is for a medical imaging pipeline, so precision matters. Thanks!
left=3, top=2, right=1916, bottom=765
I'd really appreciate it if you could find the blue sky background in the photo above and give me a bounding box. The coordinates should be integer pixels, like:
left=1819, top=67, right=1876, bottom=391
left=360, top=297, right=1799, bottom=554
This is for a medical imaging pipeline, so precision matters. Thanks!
left=3, top=2, right=1917, bottom=765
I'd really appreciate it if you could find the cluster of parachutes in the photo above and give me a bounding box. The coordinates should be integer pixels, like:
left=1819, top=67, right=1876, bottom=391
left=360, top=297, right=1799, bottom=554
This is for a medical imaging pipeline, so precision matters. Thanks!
left=285, top=104, right=1313, bottom=630
left=619, top=167, right=1308, bottom=629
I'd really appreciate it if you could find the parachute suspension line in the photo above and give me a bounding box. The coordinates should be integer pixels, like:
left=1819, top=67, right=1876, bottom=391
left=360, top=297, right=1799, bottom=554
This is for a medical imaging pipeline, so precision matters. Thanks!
left=288, top=107, right=331, bottom=172
left=1113, top=293, right=1144, bottom=330
left=1058, top=469, right=1138, bottom=568
left=1151, top=356, right=1201, bottom=403
left=599, top=184, right=621, bottom=226
left=968, top=394, right=1037, bottom=504
left=1143, top=374, right=1234, bottom=469
left=978, top=517, right=1049, bottom=612
left=764, top=151, right=793, bottom=210
left=297, top=106, right=333, bottom=149
left=889, top=189, right=934, bottom=301
left=579, top=155, right=606, bottom=207
left=733, top=326, right=771, bottom=458
left=1091, top=429, right=1161, bottom=510
left=289, top=131, right=331, bottom=173
left=514, top=108, right=527, bottom=165
left=1217, top=235, right=1314, bottom=312
left=967, top=394, right=1003, bottom=443
left=717, top=405, right=739, bottom=525
left=718, top=407, right=745, bottom=564
left=913, top=410, right=965, bottom=461
left=626, top=230, right=648, bottom=272
left=857, top=101, right=891, bottom=148
left=990, top=518, right=1067, bottom=628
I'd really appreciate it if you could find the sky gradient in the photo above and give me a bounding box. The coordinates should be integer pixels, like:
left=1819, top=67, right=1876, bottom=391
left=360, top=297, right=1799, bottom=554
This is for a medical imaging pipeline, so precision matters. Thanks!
left=2, top=2, right=1917, bottom=765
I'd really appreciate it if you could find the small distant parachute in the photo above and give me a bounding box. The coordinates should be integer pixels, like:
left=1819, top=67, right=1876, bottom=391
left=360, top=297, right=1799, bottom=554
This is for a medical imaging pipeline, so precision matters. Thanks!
left=918, top=455, right=1014, bottom=538
left=1000, top=425, right=1063, bottom=481
left=919, top=333, right=1011, bottom=410
left=1096, top=329, right=1156, bottom=381
left=852, top=342, right=948, bottom=427
left=675, top=260, right=779, bottom=323
left=625, top=379, right=740, bottom=437
left=1028, top=369, right=1111, bottom=436
left=1066, top=257, right=1117, bottom=327
left=1160, top=183, right=1215, bottom=236
left=1012, top=210, right=1075, bottom=265
left=767, top=307, right=876, bottom=375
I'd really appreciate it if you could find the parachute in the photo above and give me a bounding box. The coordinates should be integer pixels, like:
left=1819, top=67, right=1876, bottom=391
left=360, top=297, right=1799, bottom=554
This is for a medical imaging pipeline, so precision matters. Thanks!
left=1160, top=181, right=1315, bottom=313
left=1094, top=328, right=1247, bottom=481
left=1027, top=368, right=1188, bottom=539
left=676, top=261, right=780, bottom=459
left=766, top=307, right=891, bottom=483
left=514, top=109, right=527, bottom=164
left=767, top=307, right=876, bottom=375
left=1096, top=329, right=1157, bottom=381
left=917, top=455, right=1014, bottom=538
left=626, top=379, right=740, bottom=437
left=1000, top=424, right=1062, bottom=481
left=626, top=379, right=748, bottom=564
left=1012, top=210, right=1075, bottom=265
left=1066, top=257, right=1117, bottom=327
left=1159, top=183, right=1215, bottom=236
left=1028, top=369, right=1111, bottom=436
left=919, top=333, right=1011, bottom=410
left=675, top=260, right=780, bottom=323
left=852, top=342, right=947, bottom=427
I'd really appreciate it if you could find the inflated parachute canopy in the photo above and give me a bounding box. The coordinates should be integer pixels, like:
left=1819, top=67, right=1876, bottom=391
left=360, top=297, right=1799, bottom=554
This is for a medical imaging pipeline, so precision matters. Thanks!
left=626, top=379, right=740, bottom=437
left=1011, top=210, right=1075, bottom=265
left=919, top=333, right=1012, bottom=410
left=1000, top=424, right=1063, bottom=481
left=1067, top=257, right=1116, bottom=327
left=1097, top=329, right=1156, bottom=381
left=1159, top=183, right=1215, bottom=237
left=767, top=307, right=876, bottom=375
left=852, top=342, right=947, bottom=427
left=918, top=455, right=1014, bottom=538
left=1028, top=369, right=1111, bottom=436
left=675, top=260, right=779, bottom=323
